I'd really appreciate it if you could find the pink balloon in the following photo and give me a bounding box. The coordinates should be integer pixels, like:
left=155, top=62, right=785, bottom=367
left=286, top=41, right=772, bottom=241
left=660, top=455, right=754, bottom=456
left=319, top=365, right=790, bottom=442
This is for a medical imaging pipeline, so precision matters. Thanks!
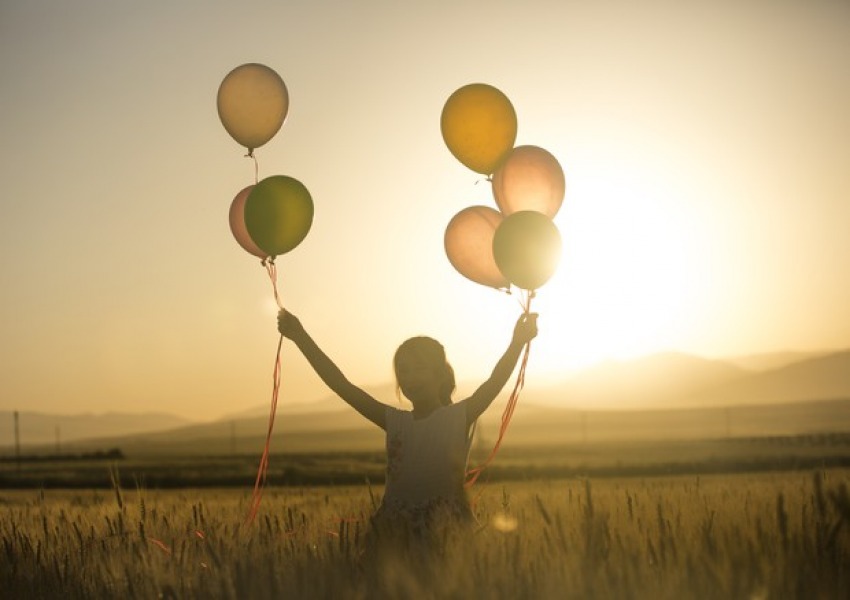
left=229, top=185, right=267, bottom=259
left=491, top=145, right=565, bottom=218
left=444, top=206, right=510, bottom=289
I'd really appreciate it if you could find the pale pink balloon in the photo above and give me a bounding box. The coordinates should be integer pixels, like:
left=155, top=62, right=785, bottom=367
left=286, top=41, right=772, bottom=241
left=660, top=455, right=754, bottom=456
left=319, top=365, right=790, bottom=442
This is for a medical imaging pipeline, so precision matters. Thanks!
left=491, top=145, right=565, bottom=218
left=229, top=185, right=267, bottom=259
left=444, top=206, right=509, bottom=289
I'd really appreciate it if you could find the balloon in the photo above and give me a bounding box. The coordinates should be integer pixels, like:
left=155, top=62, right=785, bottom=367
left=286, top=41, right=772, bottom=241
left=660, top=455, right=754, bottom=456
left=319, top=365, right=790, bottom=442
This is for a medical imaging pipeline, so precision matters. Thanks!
left=444, top=206, right=510, bottom=289
left=217, top=63, right=289, bottom=152
left=229, top=185, right=267, bottom=259
left=244, top=175, right=313, bottom=257
left=493, top=211, right=562, bottom=291
left=492, top=145, right=565, bottom=218
left=440, top=83, right=517, bottom=175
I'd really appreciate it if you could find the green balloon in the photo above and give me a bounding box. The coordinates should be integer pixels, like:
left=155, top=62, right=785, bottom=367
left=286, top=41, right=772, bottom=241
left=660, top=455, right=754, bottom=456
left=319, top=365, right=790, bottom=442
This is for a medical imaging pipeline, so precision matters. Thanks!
left=492, top=210, right=561, bottom=291
left=244, top=175, right=314, bottom=257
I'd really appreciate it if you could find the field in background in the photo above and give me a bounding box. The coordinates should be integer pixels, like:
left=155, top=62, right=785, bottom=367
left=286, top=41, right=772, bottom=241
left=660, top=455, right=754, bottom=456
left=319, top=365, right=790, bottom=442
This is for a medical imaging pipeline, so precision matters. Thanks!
left=2, top=470, right=849, bottom=598
left=4, top=399, right=849, bottom=596
left=2, top=432, right=850, bottom=489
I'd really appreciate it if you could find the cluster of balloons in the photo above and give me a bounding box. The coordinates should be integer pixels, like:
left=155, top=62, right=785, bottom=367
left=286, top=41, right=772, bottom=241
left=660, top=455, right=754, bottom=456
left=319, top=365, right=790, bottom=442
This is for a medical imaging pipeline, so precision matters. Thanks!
left=218, top=63, right=319, bottom=523
left=441, top=83, right=564, bottom=292
left=218, top=63, right=314, bottom=262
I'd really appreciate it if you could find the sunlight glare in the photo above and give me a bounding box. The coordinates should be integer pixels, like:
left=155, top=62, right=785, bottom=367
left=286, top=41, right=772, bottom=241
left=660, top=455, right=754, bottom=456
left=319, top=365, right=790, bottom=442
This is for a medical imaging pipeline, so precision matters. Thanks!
left=491, top=512, right=519, bottom=533
left=263, top=295, right=282, bottom=318
left=527, top=155, right=705, bottom=379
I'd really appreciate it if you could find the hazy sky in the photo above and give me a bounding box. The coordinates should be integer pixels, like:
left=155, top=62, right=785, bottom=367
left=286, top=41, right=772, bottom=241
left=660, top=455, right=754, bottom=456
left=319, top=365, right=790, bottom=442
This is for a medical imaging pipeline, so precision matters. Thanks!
left=1, top=0, right=848, bottom=421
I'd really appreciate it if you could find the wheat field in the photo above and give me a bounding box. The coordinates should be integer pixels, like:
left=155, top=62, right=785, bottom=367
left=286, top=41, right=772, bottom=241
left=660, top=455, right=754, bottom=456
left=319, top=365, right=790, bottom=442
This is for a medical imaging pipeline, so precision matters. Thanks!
left=2, top=469, right=849, bottom=599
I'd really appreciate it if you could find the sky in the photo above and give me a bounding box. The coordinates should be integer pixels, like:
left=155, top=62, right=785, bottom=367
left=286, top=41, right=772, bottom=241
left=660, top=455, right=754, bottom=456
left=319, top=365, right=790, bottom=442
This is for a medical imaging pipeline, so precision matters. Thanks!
left=1, top=0, right=848, bottom=421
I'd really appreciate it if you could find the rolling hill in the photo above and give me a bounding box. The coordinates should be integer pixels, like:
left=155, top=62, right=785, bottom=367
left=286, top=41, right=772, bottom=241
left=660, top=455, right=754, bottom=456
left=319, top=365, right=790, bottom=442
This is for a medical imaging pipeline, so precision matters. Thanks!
left=3, top=349, right=848, bottom=456
left=522, top=349, right=850, bottom=410
left=0, top=410, right=193, bottom=448
left=526, top=352, right=750, bottom=409
left=681, top=350, right=850, bottom=407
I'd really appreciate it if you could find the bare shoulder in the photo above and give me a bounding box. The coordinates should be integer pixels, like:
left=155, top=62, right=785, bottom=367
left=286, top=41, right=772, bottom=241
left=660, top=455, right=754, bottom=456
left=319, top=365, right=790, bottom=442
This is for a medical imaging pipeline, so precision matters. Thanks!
left=454, top=396, right=478, bottom=428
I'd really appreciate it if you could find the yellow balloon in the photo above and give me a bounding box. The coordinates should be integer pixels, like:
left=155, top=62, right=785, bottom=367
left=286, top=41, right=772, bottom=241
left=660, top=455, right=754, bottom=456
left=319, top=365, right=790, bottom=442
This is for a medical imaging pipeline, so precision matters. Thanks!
left=244, top=175, right=313, bottom=258
left=492, top=145, right=565, bottom=218
left=440, top=83, right=517, bottom=175
left=444, top=206, right=509, bottom=289
left=217, top=63, right=289, bottom=152
left=493, top=211, right=561, bottom=291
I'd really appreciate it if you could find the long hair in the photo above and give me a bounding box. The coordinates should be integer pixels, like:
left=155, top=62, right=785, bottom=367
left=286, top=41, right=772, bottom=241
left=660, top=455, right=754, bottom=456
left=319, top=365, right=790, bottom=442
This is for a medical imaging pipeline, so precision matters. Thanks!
left=393, top=336, right=456, bottom=406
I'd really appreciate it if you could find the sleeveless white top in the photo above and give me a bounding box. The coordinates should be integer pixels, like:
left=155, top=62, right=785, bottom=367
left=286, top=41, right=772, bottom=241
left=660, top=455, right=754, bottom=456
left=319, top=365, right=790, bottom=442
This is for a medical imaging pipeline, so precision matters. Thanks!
left=380, top=402, right=471, bottom=511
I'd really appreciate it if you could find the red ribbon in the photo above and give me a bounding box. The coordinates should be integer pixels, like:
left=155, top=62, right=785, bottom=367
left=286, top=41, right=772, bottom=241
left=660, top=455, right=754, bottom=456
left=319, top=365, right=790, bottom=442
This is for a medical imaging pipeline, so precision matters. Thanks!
left=465, top=290, right=533, bottom=487
left=246, top=259, right=284, bottom=524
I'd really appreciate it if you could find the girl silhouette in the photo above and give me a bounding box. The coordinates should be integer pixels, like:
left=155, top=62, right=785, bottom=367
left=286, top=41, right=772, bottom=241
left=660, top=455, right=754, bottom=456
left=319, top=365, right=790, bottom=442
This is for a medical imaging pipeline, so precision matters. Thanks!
left=277, top=309, right=537, bottom=559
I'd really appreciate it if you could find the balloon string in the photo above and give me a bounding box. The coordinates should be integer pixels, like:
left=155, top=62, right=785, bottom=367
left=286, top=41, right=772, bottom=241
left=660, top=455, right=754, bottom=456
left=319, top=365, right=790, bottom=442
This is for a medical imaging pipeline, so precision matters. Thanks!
left=264, top=258, right=284, bottom=310
left=465, top=289, right=534, bottom=487
left=245, top=259, right=284, bottom=525
left=245, top=152, right=260, bottom=184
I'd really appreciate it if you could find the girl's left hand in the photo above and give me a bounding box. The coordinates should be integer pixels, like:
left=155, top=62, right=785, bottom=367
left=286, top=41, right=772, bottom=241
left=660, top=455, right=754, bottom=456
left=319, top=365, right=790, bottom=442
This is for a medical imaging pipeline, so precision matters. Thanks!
left=277, top=309, right=305, bottom=340
left=513, top=312, right=538, bottom=345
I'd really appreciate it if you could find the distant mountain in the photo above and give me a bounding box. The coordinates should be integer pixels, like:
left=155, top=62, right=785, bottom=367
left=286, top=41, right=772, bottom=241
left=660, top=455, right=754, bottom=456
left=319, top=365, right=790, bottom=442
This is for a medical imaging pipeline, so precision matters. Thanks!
left=220, top=383, right=400, bottom=421
left=725, top=350, right=834, bottom=372
left=30, top=396, right=850, bottom=458
left=5, top=350, right=848, bottom=456
left=225, top=350, right=849, bottom=415
left=27, top=408, right=382, bottom=458
left=482, top=398, right=850, bottom=445
left=683, top=350, right=850, bottom=407
left=0, top=411, right=194, bottom=448
left=527, top=352, right=750, bottom=409
left=522, top=350, right=850, bottom=410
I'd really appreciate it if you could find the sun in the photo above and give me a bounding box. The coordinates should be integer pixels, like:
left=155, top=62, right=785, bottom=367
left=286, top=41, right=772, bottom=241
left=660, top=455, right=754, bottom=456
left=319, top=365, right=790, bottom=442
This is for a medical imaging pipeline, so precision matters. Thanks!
left=524, top=164, right=708, bottom=380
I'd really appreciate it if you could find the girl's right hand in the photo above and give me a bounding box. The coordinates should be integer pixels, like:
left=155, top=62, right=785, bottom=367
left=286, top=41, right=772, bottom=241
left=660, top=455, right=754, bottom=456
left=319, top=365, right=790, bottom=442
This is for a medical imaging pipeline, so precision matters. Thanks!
left=277, top=309, right=304, bottom=339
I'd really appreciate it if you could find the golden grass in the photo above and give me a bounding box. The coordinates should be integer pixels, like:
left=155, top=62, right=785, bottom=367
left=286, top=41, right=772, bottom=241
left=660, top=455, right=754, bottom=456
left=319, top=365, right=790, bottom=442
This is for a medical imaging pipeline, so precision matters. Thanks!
left=2, top=470, right=849, bottom=599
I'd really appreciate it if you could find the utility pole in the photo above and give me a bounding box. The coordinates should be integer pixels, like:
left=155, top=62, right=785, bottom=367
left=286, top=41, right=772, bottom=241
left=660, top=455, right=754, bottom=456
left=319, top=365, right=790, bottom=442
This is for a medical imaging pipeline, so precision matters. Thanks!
left=56, top=425, right=61, bottom=455
left=230, top=420, right=237, bottom=455
left=14, top=411, right=21, bottom=473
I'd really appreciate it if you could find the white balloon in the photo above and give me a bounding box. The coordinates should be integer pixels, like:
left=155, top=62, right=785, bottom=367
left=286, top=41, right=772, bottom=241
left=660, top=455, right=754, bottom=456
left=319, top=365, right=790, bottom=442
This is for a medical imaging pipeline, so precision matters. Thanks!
left=217, top=63, right=289, bottom=152
left=492, top=145, right=565, bottom=218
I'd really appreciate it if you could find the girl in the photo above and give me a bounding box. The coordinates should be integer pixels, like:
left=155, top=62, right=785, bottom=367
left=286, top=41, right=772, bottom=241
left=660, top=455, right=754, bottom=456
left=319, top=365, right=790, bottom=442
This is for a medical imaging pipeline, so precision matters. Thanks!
left=276, top=309, right=538, bottom=556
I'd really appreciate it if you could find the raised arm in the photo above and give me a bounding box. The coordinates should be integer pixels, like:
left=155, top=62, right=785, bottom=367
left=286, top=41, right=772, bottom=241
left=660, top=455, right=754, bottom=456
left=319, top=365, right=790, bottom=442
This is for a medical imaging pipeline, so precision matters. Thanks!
left=462, top=312, right=539, bottom=427
left=278, top=310, right=387, bottom=429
